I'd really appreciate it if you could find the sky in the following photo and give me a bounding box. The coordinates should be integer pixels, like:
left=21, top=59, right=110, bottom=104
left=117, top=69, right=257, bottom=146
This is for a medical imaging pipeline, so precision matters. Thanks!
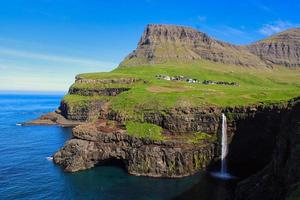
left=0, top=0, right=300, bottom=92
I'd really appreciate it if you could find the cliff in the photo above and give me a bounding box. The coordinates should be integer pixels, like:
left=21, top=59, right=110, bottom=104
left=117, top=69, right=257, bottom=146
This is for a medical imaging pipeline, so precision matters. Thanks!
left=53, top=121, right=217, bottom=178
left=248, top=28, right=300, bottom=67
left=120, top=24, right=266, bottom=67
left=234, top=97, right=300, bottom=200
left=25, top=23, right=300, bottom=198
left=120, top=24, right=300, bottom=68
left=52, top=99, right=295, bottom=180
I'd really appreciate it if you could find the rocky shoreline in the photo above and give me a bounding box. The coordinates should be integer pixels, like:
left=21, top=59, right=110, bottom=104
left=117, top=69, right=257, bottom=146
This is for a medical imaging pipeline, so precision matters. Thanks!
left=23, top=111, right=84, bottom=127
left=25, top=96, right=300, bottom=199
left=53, top=122, right=217, bottom=178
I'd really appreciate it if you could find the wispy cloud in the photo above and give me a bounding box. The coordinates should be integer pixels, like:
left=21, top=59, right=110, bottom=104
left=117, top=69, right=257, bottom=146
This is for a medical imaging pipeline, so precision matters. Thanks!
left=254, top=3, right=272, bottom=12
left=196, top=24, right=253, bottom=44
left=197, top=16, right=207, bottom=23
left=259, top=20, right=298, bottom=36
left=0, top=48, right=116, bottom=67
left=258, top=5, right=271, bottom=12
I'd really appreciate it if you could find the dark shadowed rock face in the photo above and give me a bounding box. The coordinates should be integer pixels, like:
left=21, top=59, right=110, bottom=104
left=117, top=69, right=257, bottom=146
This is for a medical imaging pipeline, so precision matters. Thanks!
left=59, top=100, right=109, bottom=121
left=248, top=28, right=300, bottom=67
left=234, top=98, right=300, bottom=200
left=107, top=107, right=222, bottom=134
left=53, top=101, right=295, bottom=180
left=53, top=123, right=216, bottom=178
left=120, top=24, right=267, bottom=67
left=69, top=87, right=130, bottom=96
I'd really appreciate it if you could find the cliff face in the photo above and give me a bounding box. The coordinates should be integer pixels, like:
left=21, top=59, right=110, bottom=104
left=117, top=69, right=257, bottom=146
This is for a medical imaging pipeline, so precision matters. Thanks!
left=53, top=122, right=217, bottom=178
left=120, top=24, right=266, bottom=67
left=26, top=23, right=300, bottom=198
left=248, top=28, right=300, bottom=67
left=234, top=98, right=300, bottom=200
left=120, top=24, right=300, bottom=68
left=53, top=99, right=294, bottom=179
left=59, top=99, right=107, bottom=121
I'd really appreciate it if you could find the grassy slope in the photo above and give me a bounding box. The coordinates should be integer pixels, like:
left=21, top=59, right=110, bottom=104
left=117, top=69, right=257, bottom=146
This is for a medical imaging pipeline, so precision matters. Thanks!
left=66, top=60, right=300, bottom=117
left=125, top=121, right=164, bottom=141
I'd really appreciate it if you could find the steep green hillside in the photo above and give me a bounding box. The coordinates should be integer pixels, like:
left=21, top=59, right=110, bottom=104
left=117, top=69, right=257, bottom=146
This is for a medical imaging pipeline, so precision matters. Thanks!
left=65, top=60, right=300, bottom=119
left=61, top=24, right=300, bottom=121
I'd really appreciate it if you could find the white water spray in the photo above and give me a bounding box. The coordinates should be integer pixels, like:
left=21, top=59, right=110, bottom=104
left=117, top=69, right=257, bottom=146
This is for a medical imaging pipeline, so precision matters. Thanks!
left=211, top=113, right=235, bottom=179
left=221, top=113, right=228, bottom=174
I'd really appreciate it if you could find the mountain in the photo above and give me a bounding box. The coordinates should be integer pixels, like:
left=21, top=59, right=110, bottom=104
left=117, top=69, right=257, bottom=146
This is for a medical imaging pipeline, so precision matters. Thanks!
left=27, top=24, right=300, bottom=200
left=248, top=28, right=300, bottom=67
left=120, top=24, right=300, bottom=68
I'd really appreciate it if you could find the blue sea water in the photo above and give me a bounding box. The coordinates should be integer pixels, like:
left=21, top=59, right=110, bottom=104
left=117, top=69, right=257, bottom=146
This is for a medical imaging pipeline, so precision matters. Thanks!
left=0, top=94, right=234, bottom=200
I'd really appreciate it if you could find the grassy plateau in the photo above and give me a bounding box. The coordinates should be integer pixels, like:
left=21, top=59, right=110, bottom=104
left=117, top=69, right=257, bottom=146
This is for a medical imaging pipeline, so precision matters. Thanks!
left=62, top=60, right=300, bottom=139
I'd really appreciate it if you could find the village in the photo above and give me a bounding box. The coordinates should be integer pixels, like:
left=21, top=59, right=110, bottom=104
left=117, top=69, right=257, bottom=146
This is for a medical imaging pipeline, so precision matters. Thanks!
left=155, top=74, right=239, bottom=86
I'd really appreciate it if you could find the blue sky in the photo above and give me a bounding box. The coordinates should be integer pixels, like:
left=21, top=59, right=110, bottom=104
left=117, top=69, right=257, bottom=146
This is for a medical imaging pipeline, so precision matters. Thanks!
left=0, top=0, right=299, bottom=92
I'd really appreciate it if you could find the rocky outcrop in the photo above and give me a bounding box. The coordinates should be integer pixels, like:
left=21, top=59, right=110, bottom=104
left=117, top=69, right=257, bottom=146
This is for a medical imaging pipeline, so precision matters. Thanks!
left=75, top=76, right=144, bottom=84
left=53, top=122, right=217, bottom=178
left=120, top=24, right=267, bottom=67
left=120, top=24, right=300, bottom=68
left=53, top=100, right=295, bottom=180
left=23, top=110, right=84, bottom=127
left=59, top=99, right=109, bottom=121
left=234, top=98, right=300, bottom=200
left=69, top=87, right=130, bottom=96
left=107, top=107, right=221, bottom=134
left=248, top=28, right=300, bottom=67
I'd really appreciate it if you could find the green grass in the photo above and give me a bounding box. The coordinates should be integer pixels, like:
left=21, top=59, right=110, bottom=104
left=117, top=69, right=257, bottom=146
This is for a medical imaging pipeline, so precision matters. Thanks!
left=62, top=94, right=110, bottom=107
left=188, top=132, right=217, bottom=144
left=125, top=121, right=164, bottom=141
left=65, top=60, right=300, bottom=119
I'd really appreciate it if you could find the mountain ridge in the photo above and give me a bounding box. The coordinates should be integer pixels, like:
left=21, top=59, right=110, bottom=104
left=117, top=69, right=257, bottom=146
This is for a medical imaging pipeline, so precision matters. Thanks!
left=120, top=24, right=300, bottom=68
left=248, top=28, right=300, bottom=67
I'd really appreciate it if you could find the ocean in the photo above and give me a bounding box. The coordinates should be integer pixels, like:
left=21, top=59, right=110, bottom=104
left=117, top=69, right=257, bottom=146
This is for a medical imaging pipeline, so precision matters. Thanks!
left=0, top=94, right=234, bottom=200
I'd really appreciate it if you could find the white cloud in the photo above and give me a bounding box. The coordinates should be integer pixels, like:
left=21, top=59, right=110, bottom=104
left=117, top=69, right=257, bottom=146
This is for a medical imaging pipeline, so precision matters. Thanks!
left=0, top=48, right=116, bottom=67
left=259, top=20, right=296, bottom=36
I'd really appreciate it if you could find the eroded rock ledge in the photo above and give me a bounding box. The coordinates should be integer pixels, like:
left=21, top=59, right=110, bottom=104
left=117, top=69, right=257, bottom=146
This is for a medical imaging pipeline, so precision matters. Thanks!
left=53, top=122, right=216, bottom=178
left=69, top=87, right=130, bottom=96
left=23, top=111, right=84, bottom=127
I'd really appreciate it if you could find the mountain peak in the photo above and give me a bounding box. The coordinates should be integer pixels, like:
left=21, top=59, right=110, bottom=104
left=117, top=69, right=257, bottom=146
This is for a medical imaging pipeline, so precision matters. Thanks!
left=120, top=24, right=266, bottom=67
left=248, top=28, right=300, bottom=67
left=256, top=28, right=300, bottom=43
left=137, top=24, right=213, bottom=47
left=120, top=24, right=300, bottom=68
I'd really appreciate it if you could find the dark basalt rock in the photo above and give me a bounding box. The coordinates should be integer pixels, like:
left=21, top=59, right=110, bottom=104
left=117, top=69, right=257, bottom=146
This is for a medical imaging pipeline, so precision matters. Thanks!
left=53, top=123, right=217, bottom=178
left=69, top=87, right=130, bottom=96
left=59, top=99, right=109, bottom=121
left=234, top=98, right=300, bottom=200
left=54, top=96, right=294, bottom=178
left=142, top=107, right=221, bottom=134
left=52, top=99, right=297, bottom=181
left=23, top=110, right=84, bottom=127
left=75, top=77, right=144, bottom=84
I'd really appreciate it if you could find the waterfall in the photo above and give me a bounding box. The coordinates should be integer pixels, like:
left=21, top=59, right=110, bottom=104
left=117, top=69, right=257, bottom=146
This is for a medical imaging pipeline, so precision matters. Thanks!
left=211, top=113, right=234, bottom=179
left=221, top=113, right=228, bottom=174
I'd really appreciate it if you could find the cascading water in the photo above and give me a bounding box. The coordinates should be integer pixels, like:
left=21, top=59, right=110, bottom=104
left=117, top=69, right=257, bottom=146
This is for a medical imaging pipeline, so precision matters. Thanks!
left=211, top=113, right=234, bottom=179
left=221, top=113, right=228, bottom=174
